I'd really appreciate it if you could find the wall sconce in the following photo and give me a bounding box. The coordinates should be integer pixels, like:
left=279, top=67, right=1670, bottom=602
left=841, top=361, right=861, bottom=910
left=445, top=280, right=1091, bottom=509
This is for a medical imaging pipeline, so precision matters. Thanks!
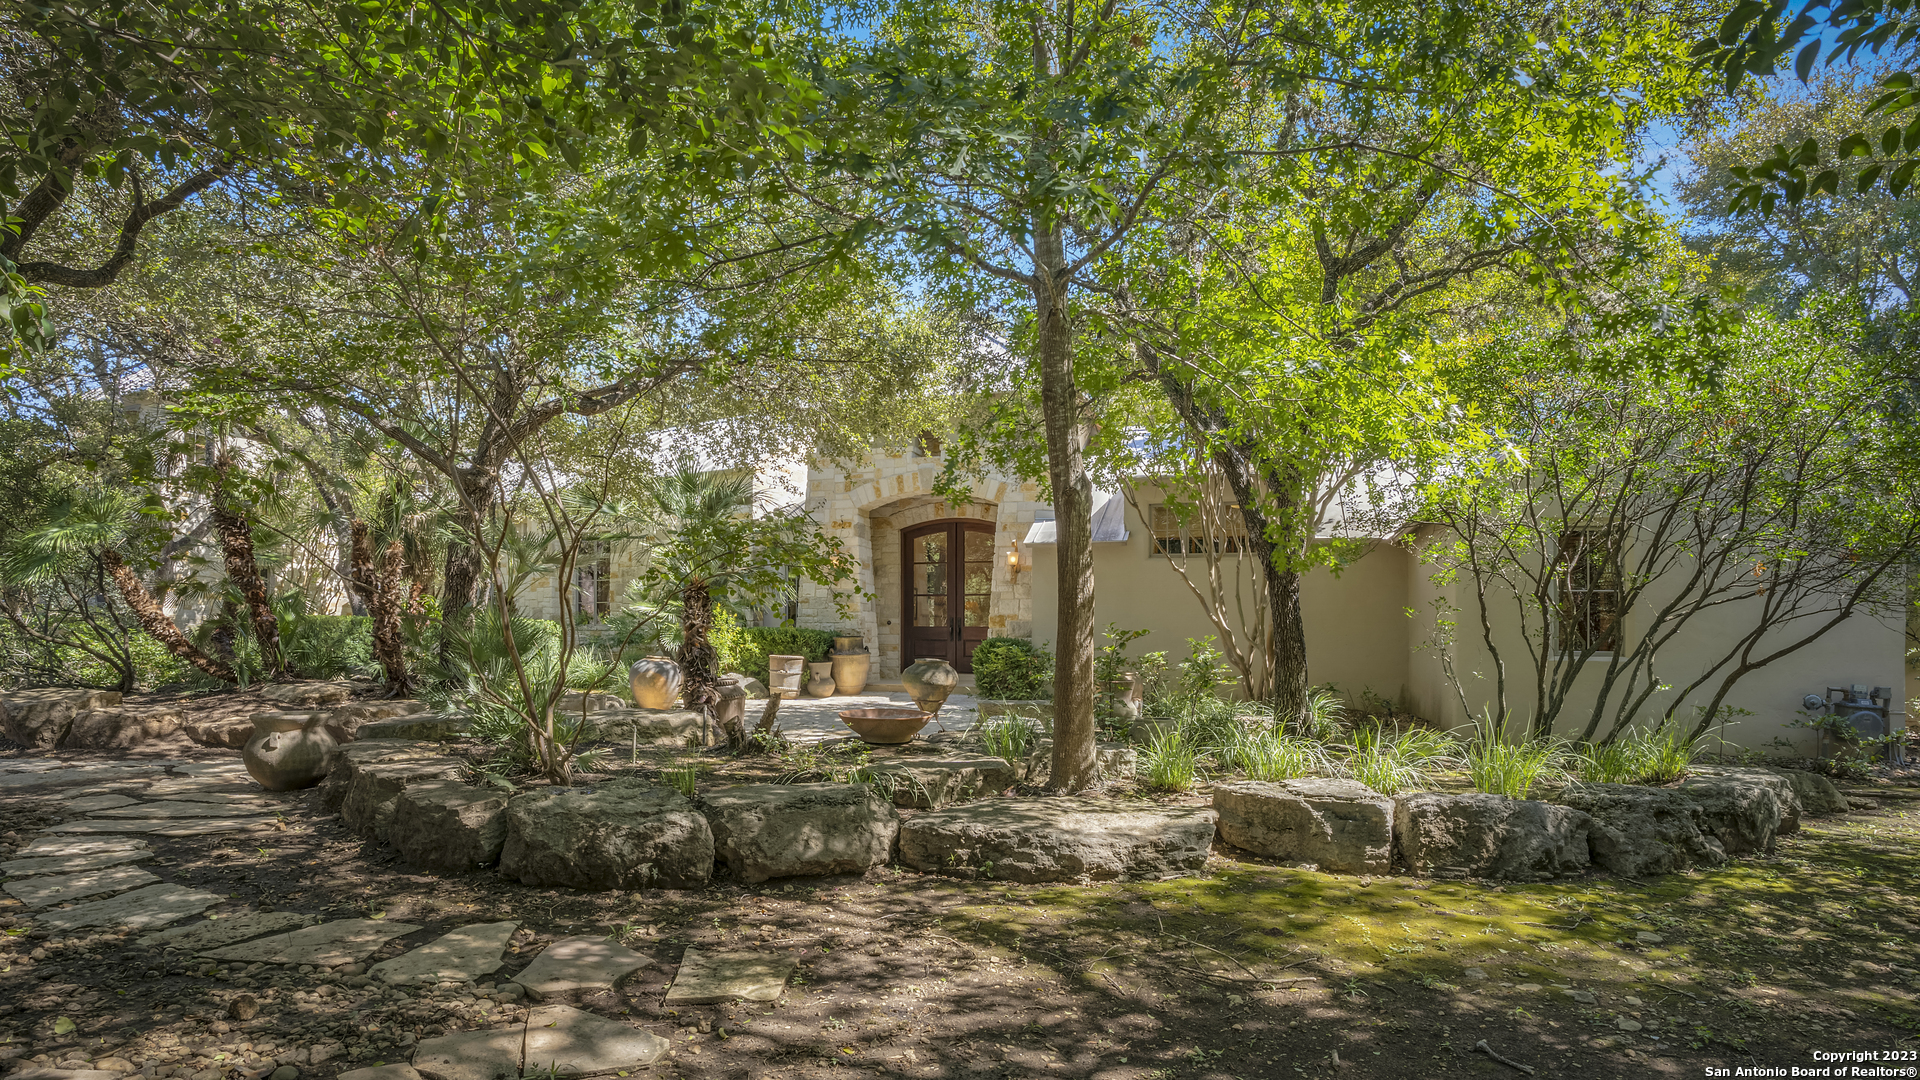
left=1007, top=539, right=1031, bottom=575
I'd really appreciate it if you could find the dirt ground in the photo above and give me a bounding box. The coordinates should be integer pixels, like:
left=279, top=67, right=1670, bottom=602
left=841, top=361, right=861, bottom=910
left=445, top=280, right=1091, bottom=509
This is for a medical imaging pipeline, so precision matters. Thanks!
left=0, top=696, right=1914, bottom=1080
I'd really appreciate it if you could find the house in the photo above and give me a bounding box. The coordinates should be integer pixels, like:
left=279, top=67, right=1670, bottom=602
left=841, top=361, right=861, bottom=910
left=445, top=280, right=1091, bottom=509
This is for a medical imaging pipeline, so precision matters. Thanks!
left=515, top=442, right=1911, bottom=753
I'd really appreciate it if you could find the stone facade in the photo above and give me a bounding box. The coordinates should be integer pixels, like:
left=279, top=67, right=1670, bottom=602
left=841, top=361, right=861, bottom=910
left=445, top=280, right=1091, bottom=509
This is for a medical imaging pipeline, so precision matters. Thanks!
left=508, top=452, right=1049, bottom=676
left=796, top=452, right=1046, bottom=677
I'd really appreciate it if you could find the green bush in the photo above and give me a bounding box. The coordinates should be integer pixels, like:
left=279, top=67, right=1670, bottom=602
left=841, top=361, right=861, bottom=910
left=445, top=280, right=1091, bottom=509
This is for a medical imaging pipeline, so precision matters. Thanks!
left=971, top=637, right=1054, bottom=700
left=278, top=613, right=375, bottom=680
left=732, top=626, right=836, bottom=685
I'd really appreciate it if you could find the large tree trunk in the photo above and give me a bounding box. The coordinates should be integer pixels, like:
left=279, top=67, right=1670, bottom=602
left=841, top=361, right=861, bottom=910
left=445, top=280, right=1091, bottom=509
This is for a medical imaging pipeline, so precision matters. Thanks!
left=211, top=503, right=281, bottom=677
left=350, top=520, right=414, bottom=697
left=100, top=551, right=236, bottom=682
left=1034, top=240, right=1099, bottom=792
left=677, top=579, right=740, bottom=749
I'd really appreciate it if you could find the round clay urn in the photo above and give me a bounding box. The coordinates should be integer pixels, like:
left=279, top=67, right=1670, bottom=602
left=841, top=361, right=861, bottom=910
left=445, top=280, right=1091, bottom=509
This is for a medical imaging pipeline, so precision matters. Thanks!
left=242, top=713, right=339, bottom=792
left=806, top=661, right=836, bottom=697
left=838, top=706, right=932, bottom=745
left=830, top=641, right=871, bottom=695
left=629, top=655, right=684, bottom=710
left=902, top=657, right=961, bottom=715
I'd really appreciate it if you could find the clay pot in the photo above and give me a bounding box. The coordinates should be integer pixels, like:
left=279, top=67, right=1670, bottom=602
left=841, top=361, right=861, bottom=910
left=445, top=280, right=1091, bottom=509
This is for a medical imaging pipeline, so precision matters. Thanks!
left=830, top=650, right=871, bottom=695
left=838, top=707, right=932, bottom=745
left=766, top=654, right=807, bottom=697
left=902, top=657, right=961, bottom=716
left=628, top=656, right=683, bottom=710
left=242, top=713, right=339, bottom=792
left=712, top=676, right=749, bottom=742
left=832, top=634, right=865, bottom=654
left=807, top=662, right=836, bottom=697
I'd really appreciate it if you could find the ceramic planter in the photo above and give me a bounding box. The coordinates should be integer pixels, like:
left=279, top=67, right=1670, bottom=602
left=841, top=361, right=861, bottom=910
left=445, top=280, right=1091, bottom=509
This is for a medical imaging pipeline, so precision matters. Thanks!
left=902, top=657, right=961, bottom=716
left=830, top=642, right=871, bottom=695
left=807, top=661, right=836, bottom=697
left=629, top=656, right=684, bottom=710
left=242, top=713, right=339, bottom=792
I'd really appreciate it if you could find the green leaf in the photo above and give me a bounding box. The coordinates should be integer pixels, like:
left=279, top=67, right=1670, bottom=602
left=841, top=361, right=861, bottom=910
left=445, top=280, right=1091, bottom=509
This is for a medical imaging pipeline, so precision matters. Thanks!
left=1794, top=39, right=1821, bottom=82
left=52, top=1018, right=74, bottom=1035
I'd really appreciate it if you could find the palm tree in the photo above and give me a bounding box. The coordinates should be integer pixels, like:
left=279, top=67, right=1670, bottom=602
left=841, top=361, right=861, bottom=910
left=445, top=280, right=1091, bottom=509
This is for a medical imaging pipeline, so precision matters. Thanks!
left=640, top=471, right=759, bottom=748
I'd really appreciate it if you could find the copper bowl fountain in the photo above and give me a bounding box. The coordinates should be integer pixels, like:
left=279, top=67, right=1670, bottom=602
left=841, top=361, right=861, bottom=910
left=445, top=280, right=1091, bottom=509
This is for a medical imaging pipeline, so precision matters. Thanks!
left=837, top=707, right=933, bottom=745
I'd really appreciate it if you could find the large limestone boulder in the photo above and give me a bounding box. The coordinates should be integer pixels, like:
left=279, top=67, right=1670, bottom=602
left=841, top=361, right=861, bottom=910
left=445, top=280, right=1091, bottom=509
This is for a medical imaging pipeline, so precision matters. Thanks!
left=1675, top=777, right=1780, bottom=855
left=357, top=712, right=473, bottom=741
left=183, top=715, right=261, bottom=749
left=1558, top=783, right=1727, bottom=877
left=390, top=780, right=511, bottom=872
left=1769, top=767, right=1848, bottom=814
left=698, top=783, right=898, bottom=883
left=864, top=756, right=1019, bottom=808
left=323, top=742, right=465, bottom=842
left=258, top=681, right=354, bottom=707
left=586, top=709, right=704, bottom=747
left=1394, top=794, right=1592, bottom=881
left=1689, top=766, right=1802, bottom=834
left=1212, top=778, right=1394, bottom=874
left=60, top=706, right=184, bottom=750
left=555, top=692, right=629, bottom=715
left=320, top=700, right=429, bottom=743
left=0, top=689, right=121, bottom=749
left=898, top=799, right=1218, bottom=883
left=500, top=780, right=712, bottom=890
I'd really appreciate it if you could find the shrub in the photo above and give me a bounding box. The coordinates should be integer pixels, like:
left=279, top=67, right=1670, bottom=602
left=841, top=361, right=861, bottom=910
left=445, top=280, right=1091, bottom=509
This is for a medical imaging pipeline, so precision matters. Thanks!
left=971, top=637, right=1054, bottom=699
left=1141, top=723, right=1203, bottom=792
left=1574, top=721, right=1706, bottom=785
left=1463, top=714, right=1567, bottom=798
left=1224, top=724, right=1328, bottom=781
left=278, top=613, right=375, bottom=680
left=977, top=712, right=1042, bottom=765
left=731, top=626, right=835, bottom=685
left=1338, top=722, right=1457, bottom=795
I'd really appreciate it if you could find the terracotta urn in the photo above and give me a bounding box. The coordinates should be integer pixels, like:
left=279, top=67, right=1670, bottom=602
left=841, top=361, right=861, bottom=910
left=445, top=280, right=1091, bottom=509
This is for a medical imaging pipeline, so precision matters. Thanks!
left=902, top=656, right=961, bottom=716
left=838, top=706, right=932, bottom=745
left=242, top=713, right=339, bottom=792
left=629, top=655, right=684, bottom=710
left=830, top=639, right=871, bottom=695
left=806, top=661, right=836, bottom=697
left=712, top=676, right=749, bottom=741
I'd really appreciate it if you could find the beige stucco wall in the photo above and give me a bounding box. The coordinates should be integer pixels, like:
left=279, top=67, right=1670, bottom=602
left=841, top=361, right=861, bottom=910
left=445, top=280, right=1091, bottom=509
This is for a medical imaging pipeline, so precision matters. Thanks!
left=1407, top=528, right=1908, bottom=752
left=1028, top=494, right=1415, bottom=705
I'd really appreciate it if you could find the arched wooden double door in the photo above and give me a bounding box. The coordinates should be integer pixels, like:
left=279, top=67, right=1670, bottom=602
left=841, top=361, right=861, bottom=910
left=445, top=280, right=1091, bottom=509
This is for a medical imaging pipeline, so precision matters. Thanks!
left=902, top=520, right=994, bottom=672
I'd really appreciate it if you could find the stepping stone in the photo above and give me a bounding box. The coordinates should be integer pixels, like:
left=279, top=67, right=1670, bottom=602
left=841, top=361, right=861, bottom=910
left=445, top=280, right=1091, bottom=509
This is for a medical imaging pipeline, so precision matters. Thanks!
left=411, top=1026, right=524, bottom=1080
left=339, top=1066, right=422, bottom=1080
left=509, top=935, right=651, bottom=1002
left=198, top=917, right=423, bottom=966
left=43, top=817, right=276, bottom=836
left=523, top=1005, right=668, bottom=1075
left=369, top=920, right=517, bottom=986
left=89, top=801, right=278, bottom=819
left=11, top=1070, right=122, bottom=1080
left=19, top=837, right=147, bottom=858
left=137, top=910, right=318, bottom=949
left=65, top=794, right=141, bottom=812
left=151, top=790, right=271, bottom=805
left=0, top=766, right=162, bottom=790
left=4, top=865, right=160, bottom=908
left=35, top=882, right=223, bottom=931
left=145, top=778, right=261, bottom=797
left=0, top=848, right=151, bottom=878
left=662, top=948, right=794, bottom=1004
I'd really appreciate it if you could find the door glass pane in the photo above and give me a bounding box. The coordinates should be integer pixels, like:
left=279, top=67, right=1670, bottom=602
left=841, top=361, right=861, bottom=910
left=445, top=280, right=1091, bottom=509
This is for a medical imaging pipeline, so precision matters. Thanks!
left=914, top=595, right=947, bottom=627
left=963, top=529, right=994, bottom=562
left=914, top=531, right=948, bottom=564
left=963, top=564, right=992, bottom=594
left=963, top=595, right=990, bottom=627
left=913, top=531, right=947, bottom=596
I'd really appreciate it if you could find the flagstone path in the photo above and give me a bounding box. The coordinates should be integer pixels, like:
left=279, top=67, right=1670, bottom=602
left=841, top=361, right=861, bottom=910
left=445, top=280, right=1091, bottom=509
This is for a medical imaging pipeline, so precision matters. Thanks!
left=0, top=754, right=781, bottom=1080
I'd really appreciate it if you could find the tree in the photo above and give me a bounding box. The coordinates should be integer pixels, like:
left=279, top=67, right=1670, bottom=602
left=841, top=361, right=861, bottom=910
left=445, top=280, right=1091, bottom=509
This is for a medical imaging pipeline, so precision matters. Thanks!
left=637, top=470, right=863, bottom=752
left=1420, top=306, right=1920, bottom=740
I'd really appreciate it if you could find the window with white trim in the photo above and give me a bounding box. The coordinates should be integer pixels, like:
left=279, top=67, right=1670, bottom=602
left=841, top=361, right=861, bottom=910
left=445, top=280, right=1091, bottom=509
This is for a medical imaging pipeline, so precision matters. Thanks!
left=1554, top=528, right=1620, bottom=654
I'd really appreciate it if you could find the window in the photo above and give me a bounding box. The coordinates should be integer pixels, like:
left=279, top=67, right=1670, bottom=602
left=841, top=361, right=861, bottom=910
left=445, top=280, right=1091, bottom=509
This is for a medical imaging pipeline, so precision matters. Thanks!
left=913, top=430, right=943, bottom=457
left=1149, top=503, right=1249, bottom=555
left=1554, top=529, right=1620, bottom=654
left=575, top=541, right=613, bottom=622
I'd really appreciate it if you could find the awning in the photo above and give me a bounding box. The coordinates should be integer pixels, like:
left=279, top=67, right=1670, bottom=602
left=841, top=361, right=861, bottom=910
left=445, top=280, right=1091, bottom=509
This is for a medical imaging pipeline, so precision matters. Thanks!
left=1021, top=491, right=1129, bottom=544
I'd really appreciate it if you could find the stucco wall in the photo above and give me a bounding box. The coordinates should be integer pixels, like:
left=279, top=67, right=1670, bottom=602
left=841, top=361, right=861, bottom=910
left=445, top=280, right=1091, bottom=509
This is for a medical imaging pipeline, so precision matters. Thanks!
left=1028, top=495, right=1415, bottom=706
